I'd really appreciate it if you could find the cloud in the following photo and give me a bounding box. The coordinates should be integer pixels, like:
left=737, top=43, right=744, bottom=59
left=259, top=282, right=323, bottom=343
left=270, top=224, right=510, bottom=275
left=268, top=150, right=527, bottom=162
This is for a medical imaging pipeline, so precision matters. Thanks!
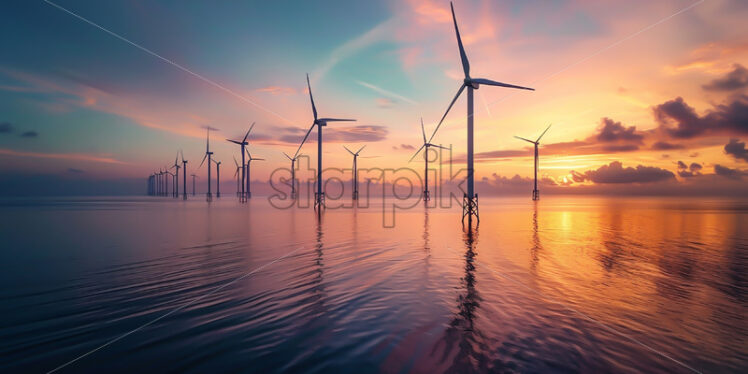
left=376, top=97, right=396, bottom=108
left=714, top=164, right=748, bottom=179
left=0, top=122, right=13, bottom=133
left=0, top=148, right=126, bottom=164
left=677, top=161, right=703, bottom=178
left=724, top=138, right=748, bottom=161
left=702, top=64, right=748, bottom=91
left=393, top=144, right=415, bottom=151
left=572, top=161, right=675, bottom=184
left=653, top=95, right=748, bottom=138
left=20, top=131, right=38, bottom=138
left=255, top=86, right=296, bottom=96
left=651, top=141, right=684, bottom=150
left=276, top=125, right=389, bottom=144
left=597, top=117, right=644, bottom=143
left=66, top=168, right=85, bottom=173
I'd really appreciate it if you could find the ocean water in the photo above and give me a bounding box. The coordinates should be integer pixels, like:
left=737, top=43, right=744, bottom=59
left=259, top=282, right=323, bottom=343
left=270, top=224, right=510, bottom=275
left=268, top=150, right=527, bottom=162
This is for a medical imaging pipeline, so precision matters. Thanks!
left=0, top=196, right=745, bottom=373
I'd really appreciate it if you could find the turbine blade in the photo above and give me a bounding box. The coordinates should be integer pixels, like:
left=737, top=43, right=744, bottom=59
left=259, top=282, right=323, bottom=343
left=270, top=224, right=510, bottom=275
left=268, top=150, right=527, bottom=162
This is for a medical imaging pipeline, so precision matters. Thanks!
left=243, top=122, right=255, bottom=143
left=234, top=156, right=239, bottom=167
left=536, top=123, right=552, bottom=142
left=234, top=168, right=239, bottom=177
left=450, top=2, right=470, bottom=78
left=282, top=151, right=292, bottom=161
left=428, top=84, right=466, bottom=143
left=428, top=143, right=449, bottom=150
left=254, top=158, right=266, bottom=161
left=357, top=145, right=366, bottom=155
left=227, top=139, right=242, bottom=145
left=295, top=122, right=316, bottom=157
left=472, top=78, right=534, bottom=91
left=514, top=135, right=535, bottom=144
left=206, top=127, right=210, bottom=152
left=199, top=153, right=207, bottom=168
left=307, top=74, right=317, bottom=120
left=174, top=152, right=179, bottom=166
left=318, top=118, right=356, bottom=122
left=180, top=149, right=185, bottom=162
left=344, top=146, right=355, bottom=155
left=408, top=143, right=427, bottom=163
left=420, top=117, right=426, bottom=143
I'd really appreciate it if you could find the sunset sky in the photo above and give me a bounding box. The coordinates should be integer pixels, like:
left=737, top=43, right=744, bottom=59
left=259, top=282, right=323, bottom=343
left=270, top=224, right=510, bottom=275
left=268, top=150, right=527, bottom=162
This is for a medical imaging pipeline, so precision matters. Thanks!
left=1, top=0, right=747, bottom=195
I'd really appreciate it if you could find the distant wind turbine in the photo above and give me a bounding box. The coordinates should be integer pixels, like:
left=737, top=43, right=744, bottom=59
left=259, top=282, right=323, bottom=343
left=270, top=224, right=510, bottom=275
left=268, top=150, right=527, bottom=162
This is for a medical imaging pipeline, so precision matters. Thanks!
left=515, top=124, right=551, bottom=201
left=410, top=117, right=448, bottom=202
left=245, top=149, right=265, bottom=198
left=211, top=158, right=221, bottom=198
left=181, top=150, right=187, bottom=200
left=233, top=156, right=242, bottom=197
left=429, top=2, right=534, bottom=223
left=344, top=145, right=367, bottom=200
left=283, top=152, right=302, bottom=199
left=227, top=123, right=254, bottom=202
left=296, top=74, right=356, bottom=210
left=191, top=174, right=198, bottom=196
left=198, top=127, right=214, bottom=202
left=170, top=151, right=181, bottom=198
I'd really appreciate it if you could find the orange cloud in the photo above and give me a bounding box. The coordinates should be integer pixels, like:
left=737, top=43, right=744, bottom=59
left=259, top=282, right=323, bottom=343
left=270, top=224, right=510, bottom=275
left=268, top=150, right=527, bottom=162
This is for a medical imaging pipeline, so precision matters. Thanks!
left=0, top=148, right=126, bottom=164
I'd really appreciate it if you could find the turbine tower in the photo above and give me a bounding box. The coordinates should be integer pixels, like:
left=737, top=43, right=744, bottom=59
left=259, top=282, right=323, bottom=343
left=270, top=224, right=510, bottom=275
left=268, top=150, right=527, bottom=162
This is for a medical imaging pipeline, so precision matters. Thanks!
left=181, top=150, right=188, bottom=200
left=212, top=158, right=221, bottom=198
left=171, top=151, right=181, bottom=198
left=514, top=124, right=551, bottom=201
left=191, top=174, right=198, bottom=196
left=245, top=150, right=265, bottom=198
left=430, top=2, right=534, bottom=223
left=283, top=152, right=302, bottom=199
left=296, top=74, right=356, bottom=210
left=199, top=127, right=214, bottom=202
left=227, top=123, right=254, bottom=202
left=410, top=117, right=448, bottom=202
left=344, top=145, right=366, bottom=200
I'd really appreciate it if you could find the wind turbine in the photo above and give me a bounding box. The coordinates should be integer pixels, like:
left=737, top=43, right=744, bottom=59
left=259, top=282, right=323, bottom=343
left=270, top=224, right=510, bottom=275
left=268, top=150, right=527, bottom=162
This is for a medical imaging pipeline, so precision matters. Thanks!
left=429, top=2, right=534, bottom=223
left=170, top=151, right=181, bottom=198
left=233, top=156, right=242, bottom=197
left=410, top=117, right=448, bottom=202
left=296, top=74, right=356, bottom=210
left=227, top=123, right=254, bottom=202
left=283, top=152, right=302, bottom=199
left=165, top=169, right=175, bottom=197
left=199, top=127, right=214, bottom=202
left=245, top=150, right=265, bottom=198
left=344, top=145, right=368, bottom=200
left=515, top=124, right=551, bottom=201
left=191, top=174, right=198, bottom=196
left=211, top=158, right=221, bottom=198
left=181, top=150, right=187, bottom=200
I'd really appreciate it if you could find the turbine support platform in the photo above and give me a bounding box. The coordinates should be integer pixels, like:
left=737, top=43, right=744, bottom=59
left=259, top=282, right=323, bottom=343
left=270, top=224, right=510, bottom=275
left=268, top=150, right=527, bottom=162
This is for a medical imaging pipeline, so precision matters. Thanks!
left=206, top=192, right=213, bottom=202
left=314, top=192, right=325, bottom=211
left=462, top=193, right=479, bottom=224
left=352, top=191, right=358, bottom=201
left=423, top=190, right=430, bottom=202
left=532, top=189, right=539, bottom=201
